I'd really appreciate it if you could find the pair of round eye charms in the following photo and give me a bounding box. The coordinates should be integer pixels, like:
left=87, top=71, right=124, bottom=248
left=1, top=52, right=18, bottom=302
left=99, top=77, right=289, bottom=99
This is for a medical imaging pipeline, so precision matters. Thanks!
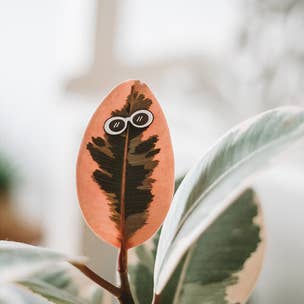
left=104, top=109, right=154, bottom=135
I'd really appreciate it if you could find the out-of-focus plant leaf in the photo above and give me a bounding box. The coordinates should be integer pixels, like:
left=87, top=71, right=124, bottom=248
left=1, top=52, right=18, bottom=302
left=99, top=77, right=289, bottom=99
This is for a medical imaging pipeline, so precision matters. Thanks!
left=41, top=267, right=103, bottom=304
left=29, top=264, right=81, bottom=295
left=88, top=287, right=103, bottom=304
left=0, top=156, right=14, bottom=194
left=154, top=107, right=304, bottom=294
left=0, top=241, right=85, bottom=283
left=0, top=282, right=75, bottom=304
left=0, top=242, right=103, bottom=304
left=17, top=279, right=86, bottom=304
left=17, top=265, right=103, bottom=304
left=0, top=284, right=41, bottom=304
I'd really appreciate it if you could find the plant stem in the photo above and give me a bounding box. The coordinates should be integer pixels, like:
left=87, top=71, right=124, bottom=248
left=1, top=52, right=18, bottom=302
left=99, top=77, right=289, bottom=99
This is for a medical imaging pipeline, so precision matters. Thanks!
left=72, top=244, right=135, bottom=304
left=71, top=262, right=121, bottom=297
left=117, top=244, right=135, bottom=304
left=152, top=294, right=161, bottom=304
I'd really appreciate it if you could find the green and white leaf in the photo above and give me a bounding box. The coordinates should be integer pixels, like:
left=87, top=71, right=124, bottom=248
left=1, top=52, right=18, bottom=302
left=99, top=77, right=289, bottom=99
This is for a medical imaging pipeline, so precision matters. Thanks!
left=20, top=268, right=103, bottom=304
left=131, top=189, right=263, bottom=304
left=170, top=188, right=263, bottom=304
left=17, top=279, right=86, bottom=304
left=31, top=266, right=78, bottom=293
left=0, top=241, right=85, bottom=283
left=30, top=264, right=103, bottom=302
left=87, top=287, right=103, bottom=304
left=154, top=107, right=304, bottom=294
left=0, top=284, right=43, bottom=304
left=11, top=265, right=102, bottom=304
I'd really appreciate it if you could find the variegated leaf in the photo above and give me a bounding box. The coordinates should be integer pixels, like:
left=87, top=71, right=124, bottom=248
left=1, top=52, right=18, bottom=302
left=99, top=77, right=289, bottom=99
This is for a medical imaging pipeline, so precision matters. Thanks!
left=0, top=241, right=84, bottom=283
left=16, top=279, right=86, bottom=304
left=17, top=266, right=103, bottom=304
left=154, top=107, right=304, bottom=294
left=77, top=80, right=174, bottom=248
left=169, top=188, right=264, bottom=304
left=131, top=189, right=263, bottom=304
left=12, top=264, right=102, bottom=304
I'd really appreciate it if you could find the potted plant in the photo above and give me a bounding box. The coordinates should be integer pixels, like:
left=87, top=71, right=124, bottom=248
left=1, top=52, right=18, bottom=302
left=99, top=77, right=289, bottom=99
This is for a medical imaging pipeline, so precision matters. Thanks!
left=1, top=80, right=303, bottom=304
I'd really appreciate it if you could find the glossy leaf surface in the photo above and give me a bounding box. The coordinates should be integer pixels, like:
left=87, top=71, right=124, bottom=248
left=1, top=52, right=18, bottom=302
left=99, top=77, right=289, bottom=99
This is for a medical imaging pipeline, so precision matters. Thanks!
left=77, top=80, right=174, bottom=248
left=131, top=189, right=264, bottom=304
left=170, top=188, right=264, bottom=304
left=154, top=107, right=304, bottom=293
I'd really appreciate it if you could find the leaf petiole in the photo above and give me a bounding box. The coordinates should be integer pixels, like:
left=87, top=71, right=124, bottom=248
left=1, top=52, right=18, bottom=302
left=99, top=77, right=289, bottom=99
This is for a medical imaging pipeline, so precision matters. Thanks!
left=71, top=247, right=135, bottom=304
left=71, top=262, right=121, bottom=297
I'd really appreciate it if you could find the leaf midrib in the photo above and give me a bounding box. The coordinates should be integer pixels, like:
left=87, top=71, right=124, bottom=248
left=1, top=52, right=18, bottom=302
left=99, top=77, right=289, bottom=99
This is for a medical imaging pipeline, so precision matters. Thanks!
left=120, top=121, right=130, bottom=247
left=171, top=244, right=196, bottom=304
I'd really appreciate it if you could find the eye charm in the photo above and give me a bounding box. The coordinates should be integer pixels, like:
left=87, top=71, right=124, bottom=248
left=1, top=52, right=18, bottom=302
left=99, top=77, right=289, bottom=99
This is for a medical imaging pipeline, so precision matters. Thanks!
left=104, top=109, right=154, bottom=135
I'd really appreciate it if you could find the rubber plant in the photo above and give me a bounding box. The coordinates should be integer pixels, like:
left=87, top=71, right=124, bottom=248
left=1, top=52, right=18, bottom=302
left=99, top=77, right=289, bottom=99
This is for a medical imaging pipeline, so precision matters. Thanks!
left=1, top=80, right=304, bottom=304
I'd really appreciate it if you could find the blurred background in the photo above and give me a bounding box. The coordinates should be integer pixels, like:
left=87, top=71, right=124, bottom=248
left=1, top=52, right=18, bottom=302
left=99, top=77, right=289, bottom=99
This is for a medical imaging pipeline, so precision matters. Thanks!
left=1, top=0, right=304, bottom=303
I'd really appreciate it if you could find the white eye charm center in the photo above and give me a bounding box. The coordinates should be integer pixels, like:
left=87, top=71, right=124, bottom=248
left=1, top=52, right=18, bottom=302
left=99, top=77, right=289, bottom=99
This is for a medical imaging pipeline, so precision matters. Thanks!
left=104, top=109, right=154, bottom=135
